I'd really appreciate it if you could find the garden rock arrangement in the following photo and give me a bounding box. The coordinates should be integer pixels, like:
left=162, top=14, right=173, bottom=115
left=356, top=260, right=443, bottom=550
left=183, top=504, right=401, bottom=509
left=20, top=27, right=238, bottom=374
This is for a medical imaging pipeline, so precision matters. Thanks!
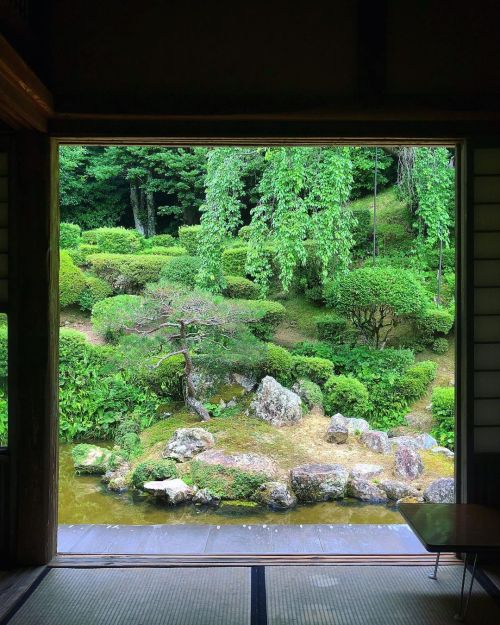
left=164, top=427, right=215, bottom=461
left=290, top=464, right=349, bottom=502
left=194, top=449, right=278, bottom=477
left=423, top=477, right=454, bottom=503
left=72, top=444, right=112, bottom=475
left=257, top=482, right=297, bottom=510
left=326, top=414, right=349, bottom=444
left=350, top=463, right=384, bottom=480
left=360, top=430, right=391, bottom=454
left=394, top=445, right=424, bottom=480
left=347, top=478, right=388, bottom=503
left=192, top=488, right=220, bottom=507
left=379, top=480, right=419, bottom=501
left=251, top=376, right=302, bottom=426
left=143, top=478, right=194, bottom=504
left=345, top=417, right=370, bottom=435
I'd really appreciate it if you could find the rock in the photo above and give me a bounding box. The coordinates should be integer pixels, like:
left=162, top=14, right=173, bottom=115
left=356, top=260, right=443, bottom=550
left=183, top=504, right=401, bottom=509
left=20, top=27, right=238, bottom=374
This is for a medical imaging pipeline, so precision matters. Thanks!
left=143, top=478, right=194, bottom=504
left=102, top=461, right=131, bottom=492
left=350, top=463, right=384, bottom=480
left=226, top=399, right=237, bottom=408
left=396, top=496, right=424, bottom=505
left=164, top=427, right=215, bottom=462
left=360, top=430, right=391, bottom=454
left=257, top=482, right=297, bottom=510
left=191, top=371, right=218, bottom=399
left=431, top=446, right=454, bottom=459
left=423, top=477, right=455, bottom=503
left=348, top=478, right=388, bottom=503
left=290, top=464, right=349, bottom=502
left=345, top=417, right=370, bottom=435
left=72, top=443, right=112, bottom=475
left=379, top=479, right=419, bottom=500
left=195, top=449, right=278, bottom=477
left=192, top=488, right=220, bottom=507
left=291, top=379, right=324, bottom=411
left=326, top=414, right=348, bottom=444
left=394, top=445, right=424, bottom=480
left=404, top=411, right=434, bottom=431
left=232, top=372, right=258, bottom=392
left=251, top=376, right=302, bottom=426
left=414, top=433, right=438, bottom=449
left=390, top=436, right=422, bottom=451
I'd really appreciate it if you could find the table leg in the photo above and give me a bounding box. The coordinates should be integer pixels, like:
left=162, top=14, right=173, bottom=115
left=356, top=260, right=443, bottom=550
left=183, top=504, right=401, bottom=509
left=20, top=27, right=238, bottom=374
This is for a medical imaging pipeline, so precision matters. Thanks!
left=429, top=552, right=440, bottom=580
left=454, top=552, right=478, bottom=622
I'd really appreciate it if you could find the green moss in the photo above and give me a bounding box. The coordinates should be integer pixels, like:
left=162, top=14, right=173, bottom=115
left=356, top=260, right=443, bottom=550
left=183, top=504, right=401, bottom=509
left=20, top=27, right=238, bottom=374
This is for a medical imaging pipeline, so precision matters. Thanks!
left=71, top=443, right=111, bottom=474
left=131, top=459, right=178, bottom=490
left=190, top=461, right=269, bottom=500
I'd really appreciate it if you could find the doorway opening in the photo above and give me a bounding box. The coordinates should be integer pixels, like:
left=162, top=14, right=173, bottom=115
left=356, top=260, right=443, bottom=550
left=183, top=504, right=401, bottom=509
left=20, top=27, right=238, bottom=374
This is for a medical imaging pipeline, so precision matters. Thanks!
left=55, top=143, right=457, bottom=556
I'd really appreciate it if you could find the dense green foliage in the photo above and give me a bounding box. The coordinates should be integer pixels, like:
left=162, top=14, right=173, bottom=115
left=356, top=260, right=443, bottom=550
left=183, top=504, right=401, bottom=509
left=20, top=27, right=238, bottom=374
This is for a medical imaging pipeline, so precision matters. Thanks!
left=190, top=461, right=270, bottom=500
left=431, top=387, right=455, bottom=449
left=315, top=314, right=349, bottom=343
left=59, top=251, right=86, bottom=307
left=323, top=375, right=370, bottom=417
left=92, top=295, right=144, bottom=341
left=239, top=299, right=286, bottom=340
left=178, top=225, right=202, bottom=254
left=89, top=253, right=170, bottom=292
left=222, top=276, right=259, bottom=299
left=78, top=275, right=113, bottom=311
left=94, top=227, right=143, bottom=254
left=60, top=222, right=81, bottom=249
left=159, top=255, right=202, bottom=288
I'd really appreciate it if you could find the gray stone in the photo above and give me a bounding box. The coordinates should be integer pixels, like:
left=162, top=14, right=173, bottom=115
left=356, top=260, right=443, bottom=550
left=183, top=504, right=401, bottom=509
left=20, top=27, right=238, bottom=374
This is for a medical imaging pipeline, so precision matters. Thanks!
left=360, top=430, right=391, bottom=454
left=390, top=436, right=422, bottom=451
left=232, top=372, right=258, bottom=392
left=396, top=496, right=424, bottom=506
left=102, top=461, right=131, bottom=492
left=348, top=478, right=388, bottom=503
left=379, top=479, right=419, bottom=501
left=72, top=444, right=112, bottom=475
left=164, top=427, right=215, bottom=462
left=414, top=433, right=438, bottom=449
left=290, top=463, right=349, bottom=502
left=423, top=477, right=455, bottom=503
left=291, top=379, right=324, bottom=411
left=394, top=445, right=424, bottom=480
left=251, top=376, right=302, bottom=426
left=350, top=463, right=384, bottom=480
left=345, top=417, right=370, bottom=435
left=143, top=478, right=194, bottom=504
left=431, top=446, right=454, bottom=458
left=257, top=482, right=297, bottom=510
left=326, top=414, right=348, bottom=444
left=192, top=488, right=220, bottom=507
left=195, top=449, right=278, bottom=477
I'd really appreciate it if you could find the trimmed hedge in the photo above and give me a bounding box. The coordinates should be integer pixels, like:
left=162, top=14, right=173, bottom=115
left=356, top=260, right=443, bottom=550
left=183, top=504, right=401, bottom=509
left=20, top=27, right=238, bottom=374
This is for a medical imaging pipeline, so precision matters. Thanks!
left=292, top=355, right=334, bottom=386
left=238, top=299, right=286, bottom=340
left=178, top=225, right=202, bottom=254
left=60, top=250, right=86, bottom=307
left=315, top=314, right=349, bottom=343
left=159, top=255, right=202, bottom=288
left=60, top=223, right=81, bottom=249
left=417, top=306, right=454, bottom=344
left=292, top=378, right=324, bottom=409
left=91, top=295, right=144, bottom=342
left=222, top=276, right=259, bottom=299
left=432, top=337, right=449, bottom=354
left=94, top=227, right=143, bottom=254
left=89, top=253, right=171, bottom=293
left=222, top=246, right=248, bottom=277
left=142, top=245, right=187, bottom=256
left=323, top=375, right=369, bottom=417
left=139, top=353, right=185, bottom=399
left=397, top=360, right=437, bottom=403
left=78, top=275, right=113, bottom=312
left=0, top=325, right=7, bottom=378
left=81, top=229, right=99, bottom=245
left=67, top=244, right=99, bottom=268
left=148, top=233, right=176, bottom=248
left=264, top=343, right=295, bottom=386
left=432, top=386, right=455, bottom=450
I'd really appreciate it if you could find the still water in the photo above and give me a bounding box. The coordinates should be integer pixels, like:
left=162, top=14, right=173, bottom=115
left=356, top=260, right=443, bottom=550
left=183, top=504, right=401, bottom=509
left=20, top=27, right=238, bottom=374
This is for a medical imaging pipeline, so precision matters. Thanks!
left=59, top=444, right=403, bottom=526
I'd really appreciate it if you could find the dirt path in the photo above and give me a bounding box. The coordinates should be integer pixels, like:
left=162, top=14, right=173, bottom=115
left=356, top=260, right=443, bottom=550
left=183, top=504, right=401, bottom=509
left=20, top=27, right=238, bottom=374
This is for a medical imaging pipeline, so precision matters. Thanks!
left=60, top=306, right=105, bottom=345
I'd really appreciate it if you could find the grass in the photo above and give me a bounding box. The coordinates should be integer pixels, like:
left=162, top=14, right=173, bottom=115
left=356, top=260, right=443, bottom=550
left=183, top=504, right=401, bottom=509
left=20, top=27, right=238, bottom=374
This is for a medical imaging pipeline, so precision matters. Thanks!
left=273, top=294, right=332, bottom=347
left=350, top=187, right=412, bottom=228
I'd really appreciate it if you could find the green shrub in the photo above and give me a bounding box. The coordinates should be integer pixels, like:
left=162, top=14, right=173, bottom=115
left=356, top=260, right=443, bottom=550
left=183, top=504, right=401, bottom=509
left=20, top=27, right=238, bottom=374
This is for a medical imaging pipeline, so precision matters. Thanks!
left=91, top=295, right=144, bottom=342
left=0, top=325, right=7, bottom=378
left=178, top=225, right=202, bottom=254
left=78, top=275, right=113, bottom=312
left=139, top=353, right=185, bottom=399
left=352, top=207, right=371, bottom=257
left=264, top=343, right=295, bottom=386
left=417, top=306, right=454, bottom=344
left=222, top=276, right=259, bottom=299
left=131, top=459, right=178, bottom=490
left=293, top=378, right=324, bottom=409
left=60, top=222, right=81, bottom=249
left=431, top=386, right=455, bottom=449
left=142, top=245, right=187, bottom=256
left=149, top=234, right=176, bottom=248
left=159, top=255, right=202, bottom=288
left=89, top=253, right=170, bottom=292
left=432, top=337, right=449, bottom=354
left=81, top=229, right=99, bottom=245
left=94, top=227, right=143, bottom=254
left=239, top=299, right=286, bottom=340
left=397, top=360, right=437, bottom=403
left=0, top=389, right=7, bottom=447
left=315, top=314, right=349, bottom=343
left=190, top=461, right=269, bottom=500
left=222, top=246, right=248, bottom=277
left=59, top=250, right=86, bottom=307
left=377, top=223, right=410, bottom=250
left=292, top=355, right=334, bottom=386
left=238, top=225, right=251, bottom=240
left=323, top=375, right=369, bottom=417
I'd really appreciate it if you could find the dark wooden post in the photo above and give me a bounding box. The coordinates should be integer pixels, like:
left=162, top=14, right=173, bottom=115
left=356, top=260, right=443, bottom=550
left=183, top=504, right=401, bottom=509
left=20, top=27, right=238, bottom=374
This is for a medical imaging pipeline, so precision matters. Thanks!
left=8, top=131, right=59, bottom=565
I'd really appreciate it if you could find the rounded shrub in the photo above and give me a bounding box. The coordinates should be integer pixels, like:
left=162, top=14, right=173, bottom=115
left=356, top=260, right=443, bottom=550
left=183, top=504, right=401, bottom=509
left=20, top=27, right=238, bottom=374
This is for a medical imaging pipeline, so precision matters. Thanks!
left=292, top=355, right=334, bottom=386
left=239, top=299, right=286, bottom=340
left=315, top=314, right=349, bottom=343
left=59, top=250, right=86, bottom=308
left=431, top=386, right=455, bottom=450
left=238, top=225, right=251, bottom=240
left=94, top=227, right=143, bottom=254
left=78, top=275, right=113, bottom=312
left=149, top=233, right=176, bottom=248
left=417, top=306, right=454, bottom=344
left=91, top=295, right=144, bottom=342
left=139, top=353, right=185, bottom=399
left=89, top=253, right=171, bottom=293
left=397, top=360, right=437, bottom=403
left=222, top=276, right=259, bottom=299
left=0, top=325, right=7, bottom=378
left=432, top=337, right=449, bottom=354
left=131, top=459, right=178, bottom=490
left=264, top=343, right=294, bottom=386
left=222, top=246, right=248, bottom=277
left=60, top=222, right=81, bottom=249
left=292, top=378, right=324, bottom=409
left=159, top=255, right=202, bottom=288
left=323, top=375, right=369, bottom=417
left=142, top=245, right=187, bottom=256
left=178, top=225, right=202, bottom=254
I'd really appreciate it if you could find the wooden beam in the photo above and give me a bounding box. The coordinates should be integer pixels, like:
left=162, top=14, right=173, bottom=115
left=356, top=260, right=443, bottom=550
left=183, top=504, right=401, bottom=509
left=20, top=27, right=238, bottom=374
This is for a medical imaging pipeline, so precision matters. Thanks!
left=0, top=35, right=53, bottom=131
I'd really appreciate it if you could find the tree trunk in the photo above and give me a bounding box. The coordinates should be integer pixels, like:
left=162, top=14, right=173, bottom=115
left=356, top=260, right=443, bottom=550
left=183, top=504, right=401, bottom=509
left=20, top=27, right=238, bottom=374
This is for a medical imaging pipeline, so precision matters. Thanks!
left=146, top=173, right=156, bottom=236
left=179, top=320, right=210, bottom=421
left=130, top=182, right=145, bottom=235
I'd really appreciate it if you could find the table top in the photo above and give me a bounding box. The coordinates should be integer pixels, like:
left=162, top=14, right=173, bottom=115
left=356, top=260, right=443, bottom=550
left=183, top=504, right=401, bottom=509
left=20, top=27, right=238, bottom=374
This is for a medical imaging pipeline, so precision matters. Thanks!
left=399, top=504, right=500, bottom=553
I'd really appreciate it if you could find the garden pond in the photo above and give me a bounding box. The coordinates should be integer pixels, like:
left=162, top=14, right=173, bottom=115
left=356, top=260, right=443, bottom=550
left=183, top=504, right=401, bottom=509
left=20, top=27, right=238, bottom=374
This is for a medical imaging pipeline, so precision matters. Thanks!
left=59, top=443, right=402, bottom=526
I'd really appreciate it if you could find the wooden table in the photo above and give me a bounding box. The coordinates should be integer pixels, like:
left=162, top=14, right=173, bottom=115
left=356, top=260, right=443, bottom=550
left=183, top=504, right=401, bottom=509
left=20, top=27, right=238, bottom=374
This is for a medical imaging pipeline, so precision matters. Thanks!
left=399, top=503, right=500, bottom=621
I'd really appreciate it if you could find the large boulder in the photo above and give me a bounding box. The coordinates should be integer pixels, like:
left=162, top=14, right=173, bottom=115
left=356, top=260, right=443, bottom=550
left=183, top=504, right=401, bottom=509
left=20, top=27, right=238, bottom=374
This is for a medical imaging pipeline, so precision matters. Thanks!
left=102, top=461, right=131, bottom=492
left=194, top=449, right=278, bottom=477
left=251, top=376, right=302, bottom=426
left=379, top=479, right=419, bottom=501
left=390, top=436, right=421, bottom=451
left=257, top=482, right=297, bottom=510
left=72, top=444, right=112, bottom=475
left=350, top=463, right=384, bottom=480
left=345, top=417, right=370, bottom=435
left=290, top=464, right=349, bottom=502
left=292, top=379, right=324, bottom=411
left=232, top=372, right=258, bottom=392
left=143, top=478, right=194, bottom=504
left=360, top=430, right=391, bottom=454
left=413, top=433, right=438, bottom=449
left=326, top=414, right=348, bottom=444
left=431, top=446, right=454, bottom=459
left=423, top=478, right=455, bottom=503
left=164, top=427, right=215, bottom=462
left=192, top=488, right=220, bottom=507
left=394, top=445, right=424, bottom=480
left=348, top=478, right=388, bottom=503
